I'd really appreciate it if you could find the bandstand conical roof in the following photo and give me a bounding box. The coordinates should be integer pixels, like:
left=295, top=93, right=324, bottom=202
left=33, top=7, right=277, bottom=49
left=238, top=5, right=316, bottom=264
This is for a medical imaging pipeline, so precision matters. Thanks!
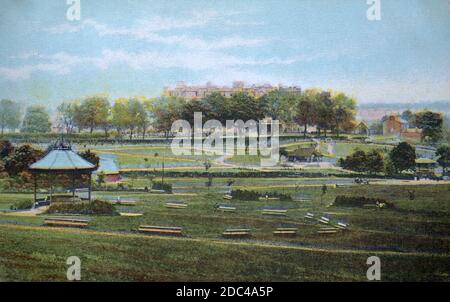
left=29, top=144, right=96, bottom=172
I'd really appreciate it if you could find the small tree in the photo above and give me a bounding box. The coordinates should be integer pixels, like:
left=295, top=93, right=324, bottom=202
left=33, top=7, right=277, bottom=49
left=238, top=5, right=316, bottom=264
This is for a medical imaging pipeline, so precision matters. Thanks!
left=339, top=149, right=367, bottom=172
left=21, top=106, right=52, bottom=133
left=365, top=149, right=384, bottom=174
left=0, top=99, right=21, bottom=135
left=0, top=140, right=14, bottom=159
left=390, top=142, right=416, bottom=173
left=4, top=145, right=43, bottom=176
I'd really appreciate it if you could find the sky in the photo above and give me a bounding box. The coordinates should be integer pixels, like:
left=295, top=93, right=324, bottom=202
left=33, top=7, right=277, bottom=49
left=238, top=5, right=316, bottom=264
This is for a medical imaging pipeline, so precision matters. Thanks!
left=0, top=0, right=450, bottom=107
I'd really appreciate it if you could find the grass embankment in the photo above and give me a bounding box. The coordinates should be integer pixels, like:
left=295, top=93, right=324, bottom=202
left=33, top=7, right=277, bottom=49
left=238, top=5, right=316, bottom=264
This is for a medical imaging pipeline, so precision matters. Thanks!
left=0, top=179, right=449, bottom=281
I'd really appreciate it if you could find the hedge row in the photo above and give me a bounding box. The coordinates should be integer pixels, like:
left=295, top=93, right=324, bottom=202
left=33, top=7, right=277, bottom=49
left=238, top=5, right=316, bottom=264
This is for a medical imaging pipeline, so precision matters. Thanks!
left=231, top=189, right=292, bottom=201
left=46, top=200, right=117, bottom=215
left=121, top=170, right=414, bottom=180
left=333, top=195, right=394, bottom=208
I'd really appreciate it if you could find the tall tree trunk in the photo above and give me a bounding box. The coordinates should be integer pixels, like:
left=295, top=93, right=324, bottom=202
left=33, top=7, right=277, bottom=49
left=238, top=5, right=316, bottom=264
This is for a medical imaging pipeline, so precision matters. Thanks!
left=303, top=123, right=307, bottom=139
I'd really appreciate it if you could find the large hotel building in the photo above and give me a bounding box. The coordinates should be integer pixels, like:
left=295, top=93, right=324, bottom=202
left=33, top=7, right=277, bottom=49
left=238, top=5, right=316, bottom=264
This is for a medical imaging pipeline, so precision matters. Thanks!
left=163, top=81, right=301, bottom=98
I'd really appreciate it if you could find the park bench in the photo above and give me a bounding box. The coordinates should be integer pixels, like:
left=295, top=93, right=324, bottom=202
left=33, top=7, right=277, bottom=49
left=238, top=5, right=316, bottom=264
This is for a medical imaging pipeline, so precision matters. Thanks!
left=317, top=227, right=338, bottom=234
left=297, top=197, right=312, bottom=202
left=336, top=222, right=349, bottom=230
left=304, top=212, right=315, bottom=220
left=151, top=189, right=166, bottom=193
left=44, top=217, right=89, bottom=228
left=262, top=209, right=287, bottom=216
left=223, top=194, right=233, bottom=200
left=318, top=216, right=330, bottom=224
left=218, top=205, right=236, bottom=212
left=222, top=228, right=251, bottom=238
left=258, top=197, right=280, bottom=201
left=138, top=225, right=183, bottom=236
left=119, top=212, right=143, bottom=217
left=165, top=202, right=188, bottom=209
left=273, top=227, right=297, bottom=237
left=107, top=198, right=137, bottom=206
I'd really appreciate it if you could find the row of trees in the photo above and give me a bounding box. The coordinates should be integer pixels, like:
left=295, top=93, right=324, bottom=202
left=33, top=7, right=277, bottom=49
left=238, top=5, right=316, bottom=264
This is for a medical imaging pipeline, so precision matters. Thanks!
left=339, top=142, right=416, bottom=175
left=0, top=99, right=52, bottom=134
left=340, top=142, right=450, bottom=175
left=2, top=88, right=357, bottom=138
left=152, top=89, right=357, bottom=137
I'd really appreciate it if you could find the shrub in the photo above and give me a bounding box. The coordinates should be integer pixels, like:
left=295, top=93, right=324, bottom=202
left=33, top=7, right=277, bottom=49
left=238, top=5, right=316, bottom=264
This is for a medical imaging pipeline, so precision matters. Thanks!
left=333, top=195, right=394, bottom=208
left=46, top=200, right=117, bottom=215
left=231, top=189, right=292, bottom=201
left=151, top=181, right=173, bottom=193
left=10, top=199, right=34, bottom=210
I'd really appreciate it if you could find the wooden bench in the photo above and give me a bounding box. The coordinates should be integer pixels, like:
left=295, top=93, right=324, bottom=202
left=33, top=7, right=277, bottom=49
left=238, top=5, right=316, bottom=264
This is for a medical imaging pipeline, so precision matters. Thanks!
left=297, top=198, right=312, bottom=202
left=262, top=209, right=287, bottom=216
left=218, top=205, right=236, bottom=212
left=335, top=222, right=349, bottom=230
left=151, top=189, right=166, bottom=193
left=258, top=197, right=280, bottom=201
left=223, top=228, right=251, bottom=238
left=44, top=217, right=89, bottom=228
left=317, top=227, right=338, bottom=234
left=223, top=194, right=233, bottom=200
left=138, top=225, right=183, bottom=236
left=108, top=200, right=137, bottom=206
left=304, top=212, right=315, bottom=220
left=119, top=212, right=144, bottom=217
left=318, top=216, right=330, bottom=224
left=165, top=202, right=187, bottom=209
left=273, top=227, right=297, bottom=237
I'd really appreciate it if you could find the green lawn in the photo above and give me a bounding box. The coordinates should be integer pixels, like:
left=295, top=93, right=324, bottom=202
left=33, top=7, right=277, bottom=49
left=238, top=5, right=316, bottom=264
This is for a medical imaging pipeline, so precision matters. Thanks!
left=0, top=179, right=449, bottom=281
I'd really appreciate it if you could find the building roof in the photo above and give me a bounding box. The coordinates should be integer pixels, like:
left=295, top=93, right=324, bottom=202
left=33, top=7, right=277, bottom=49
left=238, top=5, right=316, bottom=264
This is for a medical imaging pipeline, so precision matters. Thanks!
left=29, top=146, right=96, bottom=172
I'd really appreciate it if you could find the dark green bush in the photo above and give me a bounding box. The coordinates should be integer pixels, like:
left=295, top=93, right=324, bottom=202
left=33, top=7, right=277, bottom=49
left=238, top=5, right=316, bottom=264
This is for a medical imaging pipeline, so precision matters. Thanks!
left=10, top=199, right=34, bottom=210
left=334, top=195, right=394, bottom=208
left=46, top=200, right=117, bottom=215
left=231, top=189, right=292, bottom=201
left=151, top=181, right=173, bottom=193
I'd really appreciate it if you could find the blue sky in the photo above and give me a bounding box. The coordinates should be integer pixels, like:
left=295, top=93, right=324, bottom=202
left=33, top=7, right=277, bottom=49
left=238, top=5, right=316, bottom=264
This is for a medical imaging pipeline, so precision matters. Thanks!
left=0, top=0, right=449, bottom=107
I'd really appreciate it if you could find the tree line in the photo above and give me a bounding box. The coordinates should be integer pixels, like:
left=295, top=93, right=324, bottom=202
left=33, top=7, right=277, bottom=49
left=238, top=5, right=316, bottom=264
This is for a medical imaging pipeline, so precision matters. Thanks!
left=0, top=88, right=358, bottom=139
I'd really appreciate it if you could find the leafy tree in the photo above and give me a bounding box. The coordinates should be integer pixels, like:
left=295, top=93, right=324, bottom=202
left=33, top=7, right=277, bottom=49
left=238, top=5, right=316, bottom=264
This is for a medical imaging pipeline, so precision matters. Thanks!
left=390, top=142, right=416, bottom=173
left=436, top=145, right=450, bottom=175
left=152, top=96, right=185, bottom=137
left=57, top=101, right=80, bottom=134
left=112, top=98, right=131, bottom=137
left=259, top=89, right=297, bottom=127
left=0, top=99, right=21, bottom=135
left=129, top=98, right=149, bottom=139
left=331, top=91, right=356, bottom=137
left=295, top=90, right=317, bottom=138
left=202, top=92, right=228, bottom=122
left=79, top=96, right=110, bottom=133
left=228, top=92, right=264, bottom=122
left=315, top=91, right=334, bottom=137
left=401, top=110, right=415, bottom=128
left=365, top=149, right=384, bottom=174
left=78, top=149, right=100, bottom=167
left=415, top=111, right=443, bottom=143
left=339, top=149, right=367, bottom=172
left=21, top=106, right=52, bottom=133
left=0, top=140, right=14, bottom=159
left=4, top=144, right=43, bottom=176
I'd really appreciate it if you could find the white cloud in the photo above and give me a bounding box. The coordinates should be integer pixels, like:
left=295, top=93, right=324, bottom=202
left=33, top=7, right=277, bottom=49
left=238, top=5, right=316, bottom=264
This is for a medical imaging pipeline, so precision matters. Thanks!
left=45, top=11, right=269, bottom=50
left=0, top=49, right=306, bottom=80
